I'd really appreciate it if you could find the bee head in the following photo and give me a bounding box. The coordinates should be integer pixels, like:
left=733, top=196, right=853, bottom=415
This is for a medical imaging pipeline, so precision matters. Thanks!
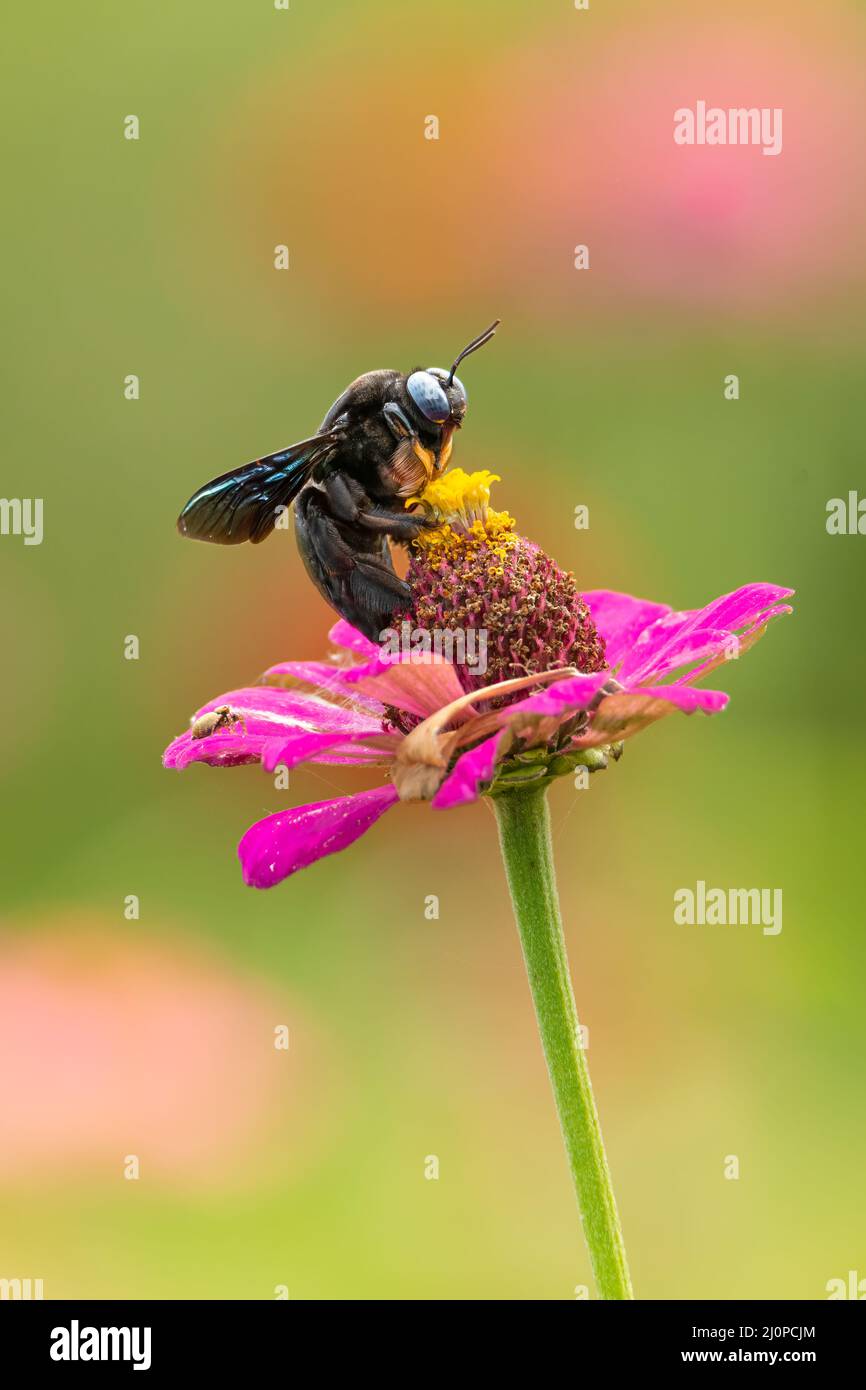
left=405, top=320, right=500, bottom=431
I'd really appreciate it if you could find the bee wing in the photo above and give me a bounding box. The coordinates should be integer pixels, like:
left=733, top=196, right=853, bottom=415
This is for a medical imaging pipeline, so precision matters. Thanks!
left=177, top=430, right=343, bottom=545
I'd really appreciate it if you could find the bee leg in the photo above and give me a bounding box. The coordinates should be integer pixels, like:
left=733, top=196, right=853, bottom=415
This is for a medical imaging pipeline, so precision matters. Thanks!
left=295, top=487, right=356, bottom=581
left=364, top=505, right=432, bottom=543
left=323, top=472, right=429, bottom=543
left=295, top=487, right=410, bottom=640
left=349, top=558, right=413, bottom=640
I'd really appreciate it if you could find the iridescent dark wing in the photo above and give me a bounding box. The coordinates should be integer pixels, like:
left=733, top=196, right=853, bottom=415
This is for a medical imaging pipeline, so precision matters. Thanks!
left=176, top=430, right=343, bottom=545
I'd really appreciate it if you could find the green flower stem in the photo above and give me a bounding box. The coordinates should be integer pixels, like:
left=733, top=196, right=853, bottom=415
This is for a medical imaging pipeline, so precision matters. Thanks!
left=493, top=782, right=634, bottom=1300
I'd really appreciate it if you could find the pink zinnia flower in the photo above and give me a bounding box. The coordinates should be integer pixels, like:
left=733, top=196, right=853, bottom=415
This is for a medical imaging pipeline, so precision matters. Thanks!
left=164, top=470, right=793, bottom=890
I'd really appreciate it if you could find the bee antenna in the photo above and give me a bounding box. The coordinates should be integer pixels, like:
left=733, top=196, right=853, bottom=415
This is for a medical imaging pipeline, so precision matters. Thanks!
left=446, top=319, right=501, bottom=387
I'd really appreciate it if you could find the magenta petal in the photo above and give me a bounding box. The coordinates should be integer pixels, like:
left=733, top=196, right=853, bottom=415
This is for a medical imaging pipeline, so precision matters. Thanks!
left=623, top=627, right=735, bottom=684
left=628, top=684, right=729, bottom=714
left=504, top=671, right=610, bottom=719
left=261, top=658, right=365, bottom=690
left=573, top=682, right=730, bottom=748
left=261, top=661, right=387, bottom=716
left=351, top=658, right=469, bottom=720
left=238, top=785, right=400, bottom=888
left=683, top=582, right=794, bottom=634
left=621, top=584, right=793, bottom=683
left=163, top=729, right=264, bottom=769
left=328, top=619, right=379, bottom=657
left=163, top=682, right=389, bottom=770
left=260, top=727, right=391, bottom=773
left=583, top=590, right=672, bottom=669
left=431, top=732, right=507, bottom=809
left=206, top=686, right=376, bottom=729
left=683, top=606, right=791, bottom=684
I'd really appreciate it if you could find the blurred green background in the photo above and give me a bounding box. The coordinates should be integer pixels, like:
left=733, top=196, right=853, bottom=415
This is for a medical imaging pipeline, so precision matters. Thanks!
left=1, top=0, right=864, bottom=1299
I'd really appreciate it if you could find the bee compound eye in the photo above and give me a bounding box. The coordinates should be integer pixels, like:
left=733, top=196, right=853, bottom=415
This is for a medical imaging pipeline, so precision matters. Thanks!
left=406, top=371, right=451, bottom=424
left=428, top=367, right=466, bottom=407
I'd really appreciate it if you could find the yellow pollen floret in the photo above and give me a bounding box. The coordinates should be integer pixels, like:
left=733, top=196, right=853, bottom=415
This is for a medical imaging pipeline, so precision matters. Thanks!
left=408, top=468, right=517, bottom=555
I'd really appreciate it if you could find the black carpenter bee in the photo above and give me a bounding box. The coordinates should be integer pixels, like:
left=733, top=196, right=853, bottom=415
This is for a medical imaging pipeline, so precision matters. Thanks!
left=177, top=320, right=500, bottom=640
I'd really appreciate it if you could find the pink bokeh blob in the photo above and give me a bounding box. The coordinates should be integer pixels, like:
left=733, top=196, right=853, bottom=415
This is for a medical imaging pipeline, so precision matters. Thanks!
left=0, top=920, right=328, bottom=1187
